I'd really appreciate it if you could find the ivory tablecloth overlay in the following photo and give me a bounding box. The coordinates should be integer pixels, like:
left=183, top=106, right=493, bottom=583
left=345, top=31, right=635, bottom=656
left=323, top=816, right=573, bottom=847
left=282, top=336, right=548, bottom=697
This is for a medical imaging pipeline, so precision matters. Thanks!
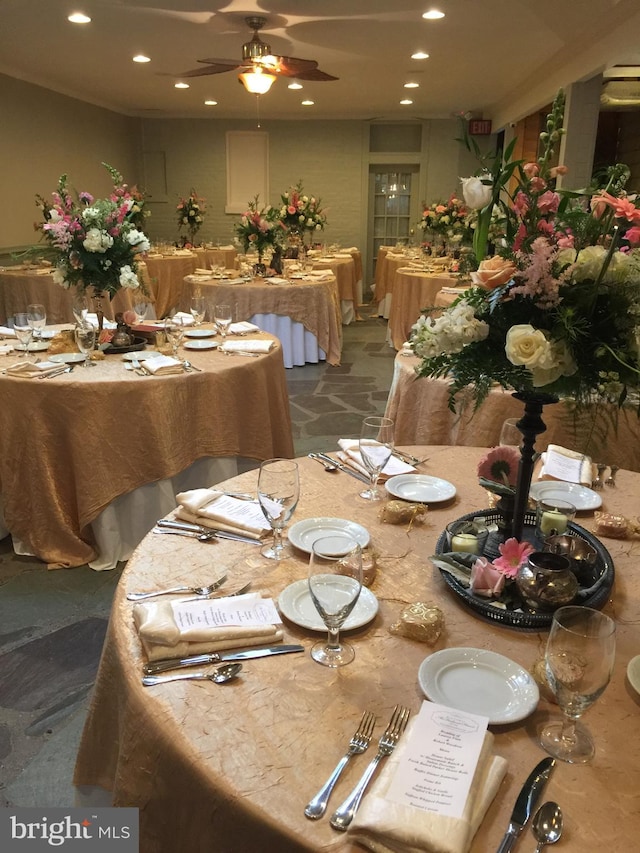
left=312, top=256, right=359, bottom=305
left=0, top=269, right=135, bottom=324
left=185, top=275, right=343, bottom=366
left=0, top=333, right=293, bottom=568
left=74, top=446, right=639, bottom=852
left=385, top=354, right=640, bottom=471
left=387, top=268, right=458, bottom=349
left=139, top=254, right=199, bottom=318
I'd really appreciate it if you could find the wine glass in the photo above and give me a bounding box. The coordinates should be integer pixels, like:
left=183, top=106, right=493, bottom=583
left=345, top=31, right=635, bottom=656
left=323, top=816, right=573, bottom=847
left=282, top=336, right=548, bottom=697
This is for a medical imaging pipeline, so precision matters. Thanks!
left=26, top=303, right=46, bottom=340
left=190, top=295, right=206, bottom=325
left=72, top=294, right=90, bottom=326
left=13, top=313, right=34, bottom=359
left=308, top=535, right=363, bottom=667
left=540, top=605, right=616, bottom=763
left=164, top=315, right=185, bottom=357
left=213, top=303, right=233, bottom=341
left=257, top=458, right=299, bottom=560
left=499, top=418, right=521, bottom=449
left=132, top=292, right=150, bottom=325
left=74, top=323, right=96, bottom=368
left=358, top=416, right=394, bottom=500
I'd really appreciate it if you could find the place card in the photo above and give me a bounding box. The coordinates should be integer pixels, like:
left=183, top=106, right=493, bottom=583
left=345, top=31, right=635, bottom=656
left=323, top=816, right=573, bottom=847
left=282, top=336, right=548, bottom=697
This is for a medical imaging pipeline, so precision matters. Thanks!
left=540, top=447, right=584, bottom=483
left=385, top=700, right=488, bottom=819
left=172, top=593, right=282, bottom=631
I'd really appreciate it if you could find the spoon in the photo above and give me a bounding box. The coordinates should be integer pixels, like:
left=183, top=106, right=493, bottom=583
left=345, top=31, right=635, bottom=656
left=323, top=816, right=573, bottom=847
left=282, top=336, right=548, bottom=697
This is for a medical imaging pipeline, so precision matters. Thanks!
left=182, top=359, right=202, bottom=372
left=308, top=452, right=337, bottom=472
left=142, top=662, right=242, bottom=686
left=126, top=574, right=227, bottom=601
left=532, top=801, right=563, bottom=852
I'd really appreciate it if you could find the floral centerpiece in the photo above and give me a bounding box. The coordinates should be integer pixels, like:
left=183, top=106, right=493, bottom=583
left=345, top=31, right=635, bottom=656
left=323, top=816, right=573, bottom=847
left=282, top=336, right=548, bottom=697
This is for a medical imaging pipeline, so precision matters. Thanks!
left=234, top=197, right=286, bottom=267
left=418, top=194, right=471, bottom=246
left=279, top=180, right=327, bottom=246
left=36, top=163, right=150, bottom=300
left=177, top=189, right=205, bottom=244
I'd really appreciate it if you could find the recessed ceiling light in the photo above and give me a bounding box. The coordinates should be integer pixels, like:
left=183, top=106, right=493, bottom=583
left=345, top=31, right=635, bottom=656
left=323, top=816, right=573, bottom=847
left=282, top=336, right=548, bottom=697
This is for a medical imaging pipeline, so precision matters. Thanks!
left=411, top=51, right=429, bottom=60
left=400, top=99, right=413, bottom=105
left=288, top=81, right=303, bottom=90
left=301, top=99, right=314, bottom=106
left=204, top=100, right=218, bottom=106
left=133, top=55, right=151, bottom=64
left=422, top=9, right=445, bottom=20
left=404, top=82, right=419, bottom=89
left=175, top=82, right=189, bottom=89
left=68, top=13, right=91, bottom=24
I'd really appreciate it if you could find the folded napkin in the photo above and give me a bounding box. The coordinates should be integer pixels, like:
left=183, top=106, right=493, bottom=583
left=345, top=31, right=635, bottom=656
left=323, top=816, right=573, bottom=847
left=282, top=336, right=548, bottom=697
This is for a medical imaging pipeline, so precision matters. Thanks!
left=538, top=444, right=592, bottom=486
left=32, top=267, right=52, bottom=275
left=133, top=598, right=283, bottom=661
left=266, top=277, right=289, bottom=285
left=142, top=355, right=184, bottom=375
left=349, top=724, right=507, bottom=853
left=337, top=439, right=416, bottom=479
left=0, top=343, right=14, bottom=355
left=439, top=286, right=467, bottom=294
left=0, top=326, right=17, bottom=338
left=176, top=488, right=271, bottom=539
left=173, top=249, right=194, bottom=256
left=5, top=360, right=64, bottom=378
left=229, top=321, right=260, bottom=335
left=85, top=314, right=117, bottom=330
left=220, top=340, right=274, bottom=353
left=218, top=244, right=235, bottom=251
left=171, top=312, right=195, bottom=326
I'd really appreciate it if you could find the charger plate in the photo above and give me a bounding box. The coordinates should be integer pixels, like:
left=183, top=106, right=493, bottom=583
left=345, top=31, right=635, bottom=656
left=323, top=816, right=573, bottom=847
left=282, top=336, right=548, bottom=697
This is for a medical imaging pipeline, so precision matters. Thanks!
left=434, top=509, right=614, bottom=631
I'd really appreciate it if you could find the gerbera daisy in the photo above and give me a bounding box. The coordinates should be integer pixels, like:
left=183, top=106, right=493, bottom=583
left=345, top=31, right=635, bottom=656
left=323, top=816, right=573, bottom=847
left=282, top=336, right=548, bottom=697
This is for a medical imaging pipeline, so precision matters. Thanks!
left=477, top=446, right=520, bottom=488
left=493, top=537, right=535, bottom=578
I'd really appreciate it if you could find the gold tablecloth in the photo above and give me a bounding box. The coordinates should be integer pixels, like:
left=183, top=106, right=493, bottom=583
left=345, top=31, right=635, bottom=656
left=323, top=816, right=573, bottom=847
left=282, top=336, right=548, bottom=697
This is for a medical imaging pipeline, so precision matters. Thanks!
left=312, top=256, right=359, bottom=304
left=0, top=333, right=293, bottom=568
left=185, top=275, right=343, bottom=366
left=74, top=446, right=639, bottom=851
left=139, top=254, right=199, bottom=318
left=193, top=247, right=238, bottom=270
left=385, top=354, right=640, bottom=470
left=387, top=268, right=458, bottom=349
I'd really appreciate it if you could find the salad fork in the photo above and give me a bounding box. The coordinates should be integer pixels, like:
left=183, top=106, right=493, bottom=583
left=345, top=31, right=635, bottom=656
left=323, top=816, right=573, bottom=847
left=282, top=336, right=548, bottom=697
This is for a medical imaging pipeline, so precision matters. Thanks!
left=304, top=710, right=376, bottom=820
left=605, top=465, right=619, bottom=487
left=330, top=705, right=410, bottom=831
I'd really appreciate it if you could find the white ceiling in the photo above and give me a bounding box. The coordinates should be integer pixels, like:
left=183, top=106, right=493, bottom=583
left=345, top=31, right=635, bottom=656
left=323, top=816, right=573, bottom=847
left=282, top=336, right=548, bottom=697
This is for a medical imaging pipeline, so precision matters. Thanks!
left=2, top=0, right=640, bottom=125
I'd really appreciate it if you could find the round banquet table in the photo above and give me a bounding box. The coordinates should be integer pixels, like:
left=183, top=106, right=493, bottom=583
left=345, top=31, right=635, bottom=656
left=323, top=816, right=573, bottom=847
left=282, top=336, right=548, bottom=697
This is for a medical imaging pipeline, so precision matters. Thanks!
left=193, top=246, right=238, bottom=270
left=386, top=268, right=459, bottom=349
left=311, top=254, right=361, bottom=323
left=74, top=446, right=639, bottom=852
left=139, top=253, right=199, bottom=318
left=385, top=353, right=640, bottom=471
left=184, top=273, right=343, bottom=368
left=0, top=331, right=293, bottom=569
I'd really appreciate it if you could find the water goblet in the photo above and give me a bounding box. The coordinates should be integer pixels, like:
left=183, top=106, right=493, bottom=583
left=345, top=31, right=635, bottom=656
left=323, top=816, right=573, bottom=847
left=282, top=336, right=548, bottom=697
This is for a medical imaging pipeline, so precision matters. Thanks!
left=213, top=303, right=233, bottom=341
left=74, top=323, right=96, bottom=368
left=540, top=605, right=616, bottom=763
left=26, top=303, right=46, bottom=340
left=308, top=535, right=363, bottom=667
left=72, top=294, right=90, bottom=326
left=499, top=417, right=521, bottom=449
left=358, top=416, right=394, bottom=500
left=132, top=292, right=150, bottom=325
left=257, top=458, right=299, bottom=560
left=190, top=295, right=206, bottom=325
left=164, top=315, right=185, bottom=357
left=13, top=313, right=34, bottom=359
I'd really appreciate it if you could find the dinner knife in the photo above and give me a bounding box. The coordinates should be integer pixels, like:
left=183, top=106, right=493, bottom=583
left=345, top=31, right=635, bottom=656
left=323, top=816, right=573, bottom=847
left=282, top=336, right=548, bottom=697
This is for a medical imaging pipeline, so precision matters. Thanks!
left=143, top=644, right=305, bottom=674
left=495, top=757, right=556, bottom=853
left=315, top=453, right=370, bottom=484
left=156, top=518, right=262, bottom=544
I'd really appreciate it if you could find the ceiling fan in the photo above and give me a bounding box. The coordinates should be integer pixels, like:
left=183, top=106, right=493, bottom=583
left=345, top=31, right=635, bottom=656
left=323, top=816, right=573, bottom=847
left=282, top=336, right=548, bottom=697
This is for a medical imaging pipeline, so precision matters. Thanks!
left=178, top=16, right=338, bottom=95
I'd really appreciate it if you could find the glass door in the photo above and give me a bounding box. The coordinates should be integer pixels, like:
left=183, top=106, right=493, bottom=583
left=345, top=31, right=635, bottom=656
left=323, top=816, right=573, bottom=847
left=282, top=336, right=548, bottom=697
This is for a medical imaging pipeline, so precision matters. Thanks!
left=367, top=165, right=420, bottom=289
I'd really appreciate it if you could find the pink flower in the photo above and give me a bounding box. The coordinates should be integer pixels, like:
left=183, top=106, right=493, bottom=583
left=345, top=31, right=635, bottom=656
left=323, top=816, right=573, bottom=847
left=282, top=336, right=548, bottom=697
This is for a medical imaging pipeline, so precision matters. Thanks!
left=477, top=445, right=520, bottom=487
left=625, top=226, right=640, bottom=246
left=537, top=191, right=560, bottom=214
left=470, top=557, right=506, bottom=598
left=513, top=191, right=530, bottom=216
left=611, top=196, right=640, bottom=224
left=590, top=191, right=617, bottom=219
left=493, top=538, right=535, bottom=578
left=530, top=177, right=547, bottom=193
left=549, top=165, right=568, bottom=178
left=523, top=162, right=539, bottom=178
left=557, top=233, right=575, bottom=249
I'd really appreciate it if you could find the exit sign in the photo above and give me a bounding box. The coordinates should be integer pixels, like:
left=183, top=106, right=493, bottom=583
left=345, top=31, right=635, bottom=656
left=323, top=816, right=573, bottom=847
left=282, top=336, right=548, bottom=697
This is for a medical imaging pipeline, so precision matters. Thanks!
left=469, top=119, right=492, bottom=135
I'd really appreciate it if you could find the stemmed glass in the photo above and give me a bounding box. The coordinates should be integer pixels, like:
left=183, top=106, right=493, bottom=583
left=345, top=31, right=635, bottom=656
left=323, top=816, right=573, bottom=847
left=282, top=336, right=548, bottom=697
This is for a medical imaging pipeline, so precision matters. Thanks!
left=74, top=323, right=96, bottom=368
left=190, top=296, right=206, bottom=326
left=359, top=416, right=394, bottom=500
left=213, top=303, right=233, bottom=341
left=257, top=458, right=299, bottom=560
left=164, top=315, right=185, bottom=357
left=499, top=418, right=521, bottom=449
left=13, top=313, right=34, bottom=359
left=308, top=535, right=363, bottom=667
left=72, top=294, right=90, bottom=325
left=27, top=303, right=46, bottom=341
left=132, top=292, right=150, bottom=325
left=540, top=605, right=616, bottom=763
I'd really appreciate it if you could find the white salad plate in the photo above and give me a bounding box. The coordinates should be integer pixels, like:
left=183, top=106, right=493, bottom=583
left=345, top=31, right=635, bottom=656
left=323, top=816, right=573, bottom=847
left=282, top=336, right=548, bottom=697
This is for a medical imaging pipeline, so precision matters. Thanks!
left=529, top=480, right=602, bottom=511
left=184, top=328, right=217, bottom=339
left=385, top=474, right=456, bottom=504
left=15, top=341, right=50, bottom=352
left=418, top=647, right=540, bottom=725
left=287, top=517, right=370, bottom=555
left=278, top=579, right=378, bottom=632
left=122, top=351, right=162, bottom=361
left=49, top=352, right=85, bottom=363
left=183, top=339, right=218, bottom=350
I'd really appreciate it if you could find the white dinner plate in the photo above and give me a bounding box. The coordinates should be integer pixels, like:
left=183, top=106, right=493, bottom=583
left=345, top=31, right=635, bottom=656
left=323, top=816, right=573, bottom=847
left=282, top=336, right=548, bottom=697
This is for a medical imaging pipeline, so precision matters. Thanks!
left=184, top=328, right=217, bottom=339
left=122, top=350, right=162, bottom=361
left=530, top=481, right=602, bottom=511
left=626, top=655, right=640, bottom=696
left=418, top=647, right=540, bottom=725
left=49, top=352, right=85, bottom=363
left=183, top=339, right=218, bottom=350
left=385, top=474, right=456, bottom=504
left=278, top=579, right=378, bottom=631
left=287, top=517, right=370, bottom=555
left=15, top=341, right=50, bottom=352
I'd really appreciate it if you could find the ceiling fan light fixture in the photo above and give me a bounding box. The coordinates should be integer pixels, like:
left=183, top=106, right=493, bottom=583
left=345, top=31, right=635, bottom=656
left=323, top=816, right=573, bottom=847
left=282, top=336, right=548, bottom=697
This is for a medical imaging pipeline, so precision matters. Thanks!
left=239, top=66, right=277, bottom=95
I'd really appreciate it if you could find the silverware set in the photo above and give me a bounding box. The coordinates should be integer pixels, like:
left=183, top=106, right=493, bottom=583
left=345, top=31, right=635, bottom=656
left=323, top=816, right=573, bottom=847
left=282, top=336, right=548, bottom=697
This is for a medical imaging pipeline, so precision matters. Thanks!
left=592, top=463, right=619, bottom=488
left=304, top=705, right=410, bottom=830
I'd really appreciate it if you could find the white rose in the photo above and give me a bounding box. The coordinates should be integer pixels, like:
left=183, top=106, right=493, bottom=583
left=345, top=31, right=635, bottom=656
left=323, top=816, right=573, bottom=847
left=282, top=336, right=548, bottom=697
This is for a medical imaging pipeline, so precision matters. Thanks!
left=52, top=267, right=69, bottom=288
left=461, top=176, right=493, bottom=210
left=83, top=228, right=113, bottom=253
left=118, top=265, right=139, bottom=289
left=531, top=339, right=577, bottom=386
left=505, top=325, right=552, bottom=369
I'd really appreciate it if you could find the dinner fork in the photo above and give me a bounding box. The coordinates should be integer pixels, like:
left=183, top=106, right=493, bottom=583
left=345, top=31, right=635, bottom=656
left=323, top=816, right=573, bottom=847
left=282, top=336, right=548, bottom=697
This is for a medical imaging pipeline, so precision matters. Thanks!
left=329, top=705, right=410, bottom=831
left=304, top=710, right=376, bottom=820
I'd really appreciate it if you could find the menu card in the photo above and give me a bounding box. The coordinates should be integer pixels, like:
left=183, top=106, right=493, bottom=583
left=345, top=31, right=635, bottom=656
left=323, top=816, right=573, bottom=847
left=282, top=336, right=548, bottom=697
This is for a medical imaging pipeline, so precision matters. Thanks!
left=385, top=701, right=488, bottom=819
left=172, top=593, right=282, bottom=631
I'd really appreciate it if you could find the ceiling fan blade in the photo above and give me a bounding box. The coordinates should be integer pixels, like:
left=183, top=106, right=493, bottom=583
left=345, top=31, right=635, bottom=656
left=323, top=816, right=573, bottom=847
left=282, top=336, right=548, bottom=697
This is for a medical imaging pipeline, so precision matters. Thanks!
left=179, top=61, right=240, bottom=78
left=275, top=56, right=339, bottom=81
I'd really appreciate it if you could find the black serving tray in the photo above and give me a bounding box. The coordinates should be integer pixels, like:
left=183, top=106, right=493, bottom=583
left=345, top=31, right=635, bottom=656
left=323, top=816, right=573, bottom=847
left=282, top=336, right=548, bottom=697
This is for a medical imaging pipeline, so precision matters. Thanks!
left=103, top=335, right=147, bottom=355
left=434, top=508, right=615, bottom=631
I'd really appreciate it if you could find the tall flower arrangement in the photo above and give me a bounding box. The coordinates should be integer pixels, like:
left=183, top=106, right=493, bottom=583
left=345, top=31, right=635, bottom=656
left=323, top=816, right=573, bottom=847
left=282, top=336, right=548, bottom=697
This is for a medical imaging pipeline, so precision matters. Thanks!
left=177, top=189, right=206, bottom=244
left=234, top=197, right=286, bottom=260
left=279, top=180, right=327, bottom=243
left=36, top=163, right=150, bottom=298
left=418, top=195, right=471, bottom=244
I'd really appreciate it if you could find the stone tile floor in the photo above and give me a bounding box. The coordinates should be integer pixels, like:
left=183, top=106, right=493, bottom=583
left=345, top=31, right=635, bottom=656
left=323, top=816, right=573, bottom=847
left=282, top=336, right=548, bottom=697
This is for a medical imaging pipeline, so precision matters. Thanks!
left=0, top=312, right=396, bottom=807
